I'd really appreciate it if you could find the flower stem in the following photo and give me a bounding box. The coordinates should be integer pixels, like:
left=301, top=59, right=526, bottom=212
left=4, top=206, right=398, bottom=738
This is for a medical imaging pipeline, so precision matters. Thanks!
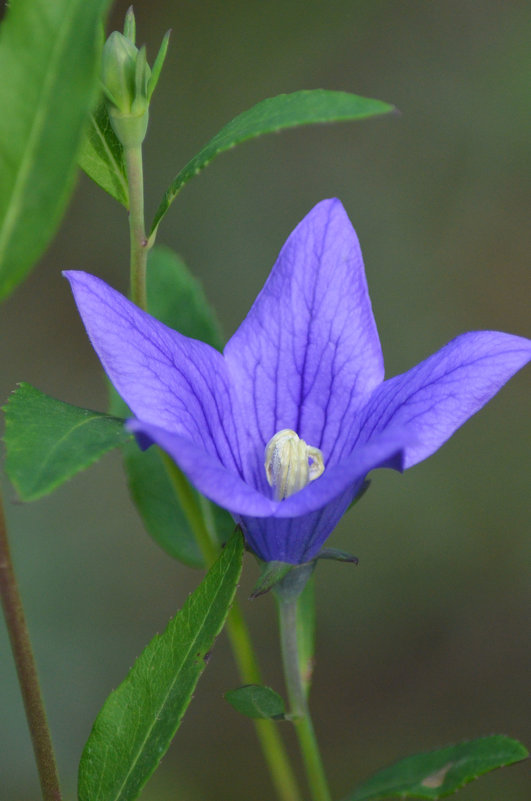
left=159, top=451, right=303, bottom=801
left=123, top=132, right=300, bottom=799
left=0, top=490, right=62, bottom=801
left=124, top=144, right=148, bottom=310
left=277, top=593, right=331, bottom=801
left=121, top=105, right=300, bottom=801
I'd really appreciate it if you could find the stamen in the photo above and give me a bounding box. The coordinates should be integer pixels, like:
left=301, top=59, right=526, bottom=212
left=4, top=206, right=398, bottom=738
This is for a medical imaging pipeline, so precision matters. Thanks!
left=264, top=429, right=325, bottom=501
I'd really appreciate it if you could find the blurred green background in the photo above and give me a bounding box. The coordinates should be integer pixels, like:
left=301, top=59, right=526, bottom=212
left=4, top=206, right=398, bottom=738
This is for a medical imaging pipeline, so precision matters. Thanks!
left=1, top=1, right=530, bottom=799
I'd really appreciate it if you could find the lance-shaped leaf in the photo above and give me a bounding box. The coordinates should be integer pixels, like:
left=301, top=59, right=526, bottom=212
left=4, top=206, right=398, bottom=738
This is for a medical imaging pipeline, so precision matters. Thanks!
left=78, top=529, right=244, bottom=801
left=3, top=383, right=130, bottom=501
left=78, top=102, right=129, bottom=207
left=110, top=245, right=232, bottom=568
left=0, top=0, right=112, bottom=301
left=150, top=89, right=394, bottom=236
left=343, top=735, right=528, bottom=800
left=225, top=684, right=286, bottom=720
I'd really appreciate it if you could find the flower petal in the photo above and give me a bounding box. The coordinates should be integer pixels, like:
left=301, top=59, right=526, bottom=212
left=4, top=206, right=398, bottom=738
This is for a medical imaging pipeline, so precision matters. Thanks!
left=64, top=271, right=243, bottom=476
left=127, top=421, right=408, bottom=538
left=126, top=419, right=275, bottom=516
left=237, top=490, right=356, bottom=564
left=239, top=428, right=407, bottom=562
left=356, top=331, right=531, bottom=468
left=274, top=429, right=407, bottom=517
left=224, top=198, right=384, bottom=483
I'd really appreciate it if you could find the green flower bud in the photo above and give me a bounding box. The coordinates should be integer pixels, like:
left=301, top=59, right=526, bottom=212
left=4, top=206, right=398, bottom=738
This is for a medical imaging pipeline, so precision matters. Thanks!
left=101, top=30, right=151, bottom=148
left=100, top=8, right=170, bottom=150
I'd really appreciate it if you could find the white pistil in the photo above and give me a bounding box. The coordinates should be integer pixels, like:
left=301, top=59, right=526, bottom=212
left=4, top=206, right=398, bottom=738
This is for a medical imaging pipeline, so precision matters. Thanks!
left=264, top=429, right=325, bottom=501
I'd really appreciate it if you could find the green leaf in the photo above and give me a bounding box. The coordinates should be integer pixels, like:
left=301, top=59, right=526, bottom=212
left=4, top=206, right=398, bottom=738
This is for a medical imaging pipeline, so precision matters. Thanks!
left=343, top=735, right=529, bottom=800
left=3, top=383, right=130, bottom=501
left=111, top=403, right=232, bottom=569
left=150, top=89, right=395, bottom=236
left=78, top=530, right=244, bottom=801
left=120, top=442, right=205, bottom=568
left=78, top=102, right=129, bottom=207
left=145, top=245, right=223, bottom=349
left=225, top=685, right=286, bottom=720
left=0, top=0, right=112, bottom=301
left=110, top=245, right=231, bottom=568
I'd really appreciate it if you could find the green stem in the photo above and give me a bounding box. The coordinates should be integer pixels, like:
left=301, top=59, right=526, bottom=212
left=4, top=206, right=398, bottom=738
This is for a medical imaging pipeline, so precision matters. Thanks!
left=123, top=138, right=300, bottom=800
left=124, top=144, right=148, bottom=310
left=278, top=594, right=331, bottom=801
left=0, top=490, right=62, bottom=801
left=160, top=451, right=303, bottom=801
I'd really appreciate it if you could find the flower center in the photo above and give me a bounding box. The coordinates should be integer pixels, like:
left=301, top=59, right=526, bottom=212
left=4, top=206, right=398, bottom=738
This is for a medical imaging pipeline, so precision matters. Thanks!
left=264, top=429, right=325, bottom=501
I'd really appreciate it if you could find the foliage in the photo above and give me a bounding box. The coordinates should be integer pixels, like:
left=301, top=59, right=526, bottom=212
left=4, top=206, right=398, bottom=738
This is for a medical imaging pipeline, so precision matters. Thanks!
left=0, top=5, right=528, bottom=801
left=225, top=685, right=286, bottom=720
left=344, top=736, right=528, bottom=800
left=78, top=531, right=244, bottom=801
left=3, top=383, right=130, bottom=501
left=0, top=0, right=112, bottom=300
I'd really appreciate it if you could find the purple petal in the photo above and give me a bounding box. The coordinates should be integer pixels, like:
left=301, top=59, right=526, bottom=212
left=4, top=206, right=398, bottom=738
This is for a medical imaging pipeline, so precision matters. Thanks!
left=239, top=427, right=408, bottom=562
left=64, top=271, right=243, bottom=476
left=127, top=420, right=408, bottom=527
left=224, top=198, right=384, bottom=481
left=238, top=489, right=357, bottom=564
left=274, top=429, right=407, bottom=517
left=355, top=331, right=531, bottom=468
left=126, top=419, right=275, bottom=516
left=131, top=413, right=409, bottom=566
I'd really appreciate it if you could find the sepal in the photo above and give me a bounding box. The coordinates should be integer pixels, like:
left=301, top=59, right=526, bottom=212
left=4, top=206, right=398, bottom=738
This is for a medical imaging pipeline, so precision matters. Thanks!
left=272, top=561, right=316, bottom=602
left=122, top=5, right=136, bottom=43
left=147, top=30, right=171, bottom=102
left=346, top=478, right=371, bottom=513
left=250, top=561, right=294, bottom=599
left=251, top=545, right=358, bottom=599
left=316, top=548, right=359, bottom=564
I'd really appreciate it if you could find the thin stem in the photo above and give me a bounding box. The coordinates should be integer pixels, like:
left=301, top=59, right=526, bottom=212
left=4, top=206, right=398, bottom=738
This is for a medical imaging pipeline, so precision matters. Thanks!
left=124, top=144, right=148, bottom=310
left=160, top=451, right=302, bottom=801
left=278, top=595, right=331, bottom=801
left=122, top=99, right=300, bottom=801
left=0, top=490, right=62, bottom=801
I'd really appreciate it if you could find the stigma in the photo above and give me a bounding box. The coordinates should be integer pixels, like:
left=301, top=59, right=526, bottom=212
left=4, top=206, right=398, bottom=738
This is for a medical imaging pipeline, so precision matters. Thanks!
left=264, top=429, right=325, bottom=501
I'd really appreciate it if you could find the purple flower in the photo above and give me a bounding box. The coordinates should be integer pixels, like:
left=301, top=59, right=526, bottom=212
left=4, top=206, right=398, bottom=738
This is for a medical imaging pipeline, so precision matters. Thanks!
left=64, top=199, right=530, bottom=564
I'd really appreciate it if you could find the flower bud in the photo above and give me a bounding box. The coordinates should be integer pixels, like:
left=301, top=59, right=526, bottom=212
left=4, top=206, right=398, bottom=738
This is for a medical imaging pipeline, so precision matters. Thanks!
left=101, top=30, right=151, bottom=148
